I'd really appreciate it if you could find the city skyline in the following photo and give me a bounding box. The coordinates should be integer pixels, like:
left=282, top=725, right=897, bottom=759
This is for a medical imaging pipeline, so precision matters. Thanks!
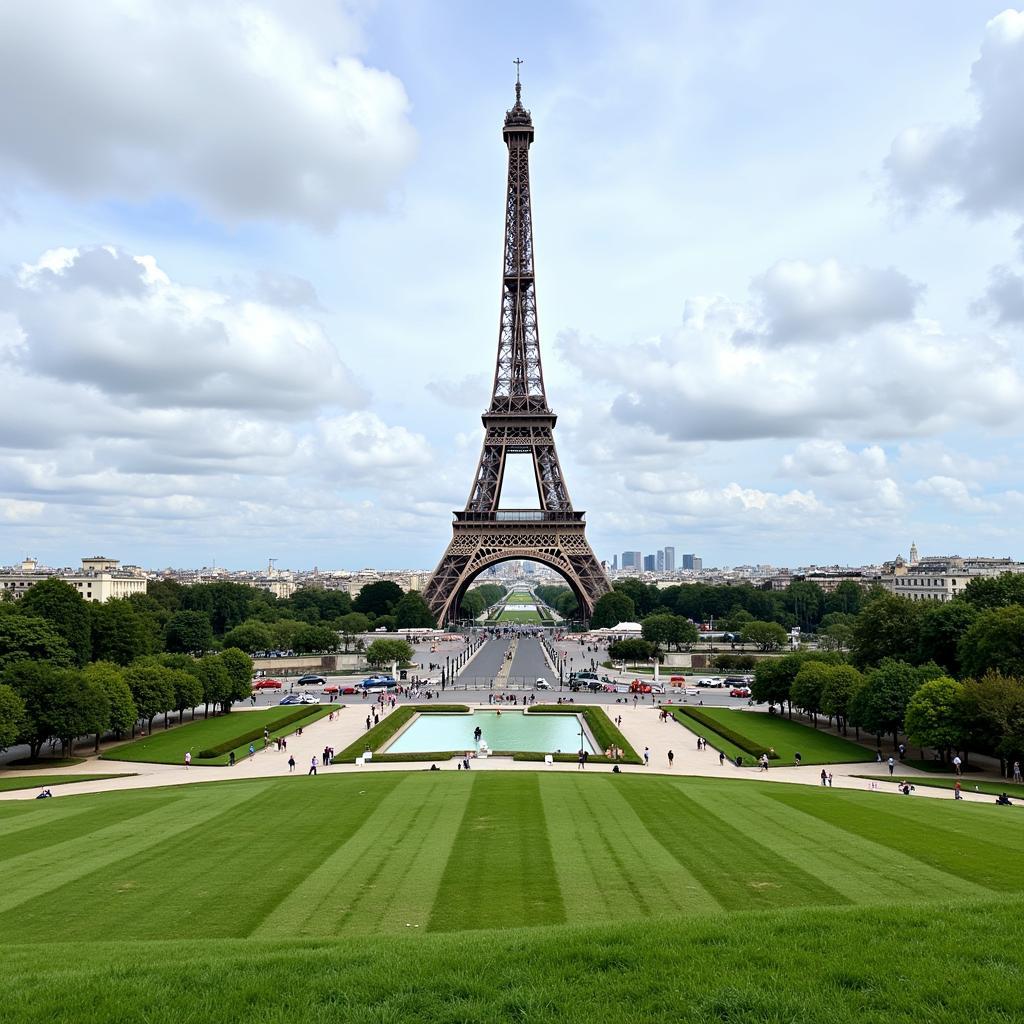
left=1, top=3, right=1023, bottom=571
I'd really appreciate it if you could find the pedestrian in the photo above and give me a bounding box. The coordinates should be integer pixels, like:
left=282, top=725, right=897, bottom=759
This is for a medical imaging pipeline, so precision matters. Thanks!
left=820, top=769, right=827, bottom=786
left=719, top=750, right=725, bottom=766
left=184, top=751, right=191, bottom=769
left=308, top=756, right=318, bottom=776
left=366, top=715, right=371, bottom=731
left=577, top=749, right=585, bottom=770
left=887, top=756, right=895, bottom=776
left=898, top=743, right=906, bottom=761
left=827, top=772, right=833, bottom=787
left=249, top=743, right=255, bottom=760
left=643, top=746, right=650, bottom=767
left=229, top=751, right=236, bottom=767
left=288, top=755, right=295, bottom=773
left=794, top=752, right=802, bottom=767
left=1015, top=761, right=1022, bottom=784
left=954, top=780, right=962, bottom=800
left=696, top=736, right=701, bottom=751
left=953, top=754, right=962, bottom=776
left=668, top=750, right=674, bottom=768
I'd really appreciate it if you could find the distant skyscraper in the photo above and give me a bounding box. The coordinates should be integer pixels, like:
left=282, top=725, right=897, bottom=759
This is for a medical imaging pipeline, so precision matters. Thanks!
left=663, top=546, right=675, bottom=571
left=643, top=554, right=656, bottom=571
left=611, top=554, right=618, bottom=570
left=692, top=556, right=702, bottom=571
left=682, top=553, right=697, bottom=570
left=621, top=551, right=634, bottom=568
left=656, top=550, right=665, bottom=571
left=632, top=550, right=642, bottom=568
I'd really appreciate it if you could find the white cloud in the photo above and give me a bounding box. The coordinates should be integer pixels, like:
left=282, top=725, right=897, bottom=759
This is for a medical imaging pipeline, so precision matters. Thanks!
left=743, top=259, right=921, bottom=345
left=5, top=245, right=363, bottom=412
left=975, top=265, right=1024, bottom=324
left=0, top=498, right=44, bottom=522
left=0, top=1, right=416, bottom=228
left=914, top=475, right=997, bottom=513
left=885, top=9, right=1024, bottom=219
left=557, top=285, right=1024, bottom=444
left=780, top=440, right=888, bottom=478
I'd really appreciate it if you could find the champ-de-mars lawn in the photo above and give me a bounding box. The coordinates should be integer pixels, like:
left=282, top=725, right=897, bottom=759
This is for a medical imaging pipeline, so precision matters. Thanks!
left=3, top=769, right=1024, bottom=1022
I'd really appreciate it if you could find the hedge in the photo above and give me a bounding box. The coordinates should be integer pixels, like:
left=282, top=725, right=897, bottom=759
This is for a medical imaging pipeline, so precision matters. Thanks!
left=197, top=705, right=328, bottom=758
left=675, top=706, right=778, bottom=760
left=335, top=704, right=469, bottom=763
left=528, top=705, right=642, bottom=764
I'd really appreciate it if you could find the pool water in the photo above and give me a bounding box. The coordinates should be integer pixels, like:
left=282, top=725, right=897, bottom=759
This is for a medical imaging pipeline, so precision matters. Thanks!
left=385, top=711, right=595, bottom=755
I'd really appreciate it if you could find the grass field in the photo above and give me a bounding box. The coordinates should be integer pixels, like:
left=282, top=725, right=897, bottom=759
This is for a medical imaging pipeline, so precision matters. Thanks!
left=100, top=705, right=332, bottom=766
left=496, top=609, right=543, bottom=623
left=672, top=706, right=877, bottom=765
left=0, top=773, right=132, bottom=793
left=3, top=772, right=1024, bottom=1022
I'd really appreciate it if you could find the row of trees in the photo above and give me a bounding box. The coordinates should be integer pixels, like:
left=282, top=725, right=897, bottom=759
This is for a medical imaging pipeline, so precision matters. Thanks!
left=458, top=584, right=508, bottom=620
left=0, top=578, right=443, bottom=668
left=533, top=585, right=579, bottom=618
left=752, top=650, right=1024, bottom=767
left=0, top=648, right=253, bottom=758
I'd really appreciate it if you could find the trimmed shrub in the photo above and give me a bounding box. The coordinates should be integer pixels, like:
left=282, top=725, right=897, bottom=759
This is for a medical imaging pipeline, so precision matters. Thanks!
left=335, top=704, right=470, bottom=762
left=528, top=705, right=642, bottom=764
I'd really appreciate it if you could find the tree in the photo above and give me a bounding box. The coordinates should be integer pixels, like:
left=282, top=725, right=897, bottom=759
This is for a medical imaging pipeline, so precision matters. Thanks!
left=124, top=661, right=177, bottom=735
left=824, top=580, right=864, bottom=616
left=790, top=661, right=832, bottom=726
left=90, top=598, right=152, bottom=665
left=181, top=581, right=261, bottom=635
left=365, top=638, right=414, bottom=668
left=641, top=614, right=675, bottom=650
left=904, top=676, right=965, bottom=763
left=293, top=624, right=338, bottom=653
left=915, top=600, right=977, bottom=676
left=460, top=590, right=485, bottom=620
left=164, top=611, right=214, bottom=655
left=783, top=580, right=826, bottom=631
left=958, top=605, right=1024, bottom=681
left=82, top=661, right=137, bottom=747
left=218, top=648, right=255, bottom=710
left=222, top=620, right=275, bottom=655
left=0, top=683, right=25, bottom=751
left=590, top=592, right=636, bottom=629
left=353, top=581, right=404, bottom=617
left=960, top=671, right=1024, bottom=769
left=195, top=656, right=232, bottom=717
left=850, top=658, right=923, bottom=748
left=850, top=591, right=921, bottom=668
left=612, top=579, right=658, bottom=618
left=168, top=668, right=204, bottom=724
left=338, top=612, right=371, bottom=635
left=817, top=612, right=855, bottom=652
left=19, top=578, right=92, bottom=667
left=741, top=621, right=788, bottom=652
left=50, top=670, right=109, bottom=759
left=270, top=619, right=306, bottom=651
left=960, top=572, right=1024, bottom=611
left=0, top=615, right=75, bottom=671
left=751, top=652, right=842, bottom=716
left=393, top=591, right=437, bottom=629
left=608, top=638, right=656, bottom=663
left=820, top=664, right=863, bottom=735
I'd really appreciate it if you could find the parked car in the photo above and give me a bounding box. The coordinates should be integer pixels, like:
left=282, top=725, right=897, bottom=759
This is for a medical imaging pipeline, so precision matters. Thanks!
left=669, top=675, right=686, bottom=683
left=670, top=685, right=701, bottom=696
left=360, top=675, right=397, bottom=690
left=535, top=678, right=551, bottom=689
left=280, top=693, right=320, bottom=705
left=649, top=684, right=665, bottom=695
left=297, top=674, right=327, bottom=686
left=573, top=671, right=599, bottom=681
left=252, top=679, right=282, bottom=690
left=697, top=677, right=725, bottom=688
left=341, top=685, right=359, bottom=695
left=730, top=687, right=751, bottom=698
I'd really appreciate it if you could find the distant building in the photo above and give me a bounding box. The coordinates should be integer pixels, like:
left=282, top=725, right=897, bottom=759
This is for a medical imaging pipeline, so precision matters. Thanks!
left=663, top=546, right=675, bottom=572
left=682, top=553, right=701, bottom=570
left=611, top=554, right=618, bottom=570
left=621, top=551, right=642, bottom=569
left=0, top=556, right=148, bottom=603
left=643, top=554, right=656, bottom=571
left=656, top=550, right=665, bottom=572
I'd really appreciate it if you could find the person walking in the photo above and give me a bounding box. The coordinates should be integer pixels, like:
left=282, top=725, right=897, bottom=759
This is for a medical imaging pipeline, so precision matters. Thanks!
left=1015, top=761, right=1022, bottom=784
left=668, top=750, right=675, bottom=769
left=288, top=755, right=295, bottom=773
left=827, top=772, right=833, bottom=787
left=366, top=715, right=372, bottom=731
left=820, top=769, right=828, bottom=787
left=643, top=746, right=650, bottom=767
left=184, top=751, right=191, bottom=770
left=719, top=750, right=725, bottom=766
left=954, top=779, right=962, bottom=800
left=887, top=756, right=895, bottom=776
left=308, top=755, right=318, bottom=776
left=953, top=754, right=962, bottom=776
left=577, top=749, right=585, bottom=770
left=249, top=743, right=255, bottom=761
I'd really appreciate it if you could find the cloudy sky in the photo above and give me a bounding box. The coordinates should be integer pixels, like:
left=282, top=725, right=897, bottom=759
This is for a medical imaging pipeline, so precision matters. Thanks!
left=1, top=1, right=1023, bottom=572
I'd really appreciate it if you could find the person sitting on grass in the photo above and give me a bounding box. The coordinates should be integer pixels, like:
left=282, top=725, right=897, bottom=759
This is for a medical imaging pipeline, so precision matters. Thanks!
left=996, top=792, right=1013, bottom=806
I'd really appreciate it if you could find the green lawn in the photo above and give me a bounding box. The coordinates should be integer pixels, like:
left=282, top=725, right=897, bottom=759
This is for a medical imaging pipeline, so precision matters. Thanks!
left=671, top=706, right=877, bottom=765
left=100, top=705, right=332, bottom=766
left=496, top=609, right=543, bottom=623
left=0, top=773, right=133, bottom=793
left=3, top=772, right=1024, bottom=1021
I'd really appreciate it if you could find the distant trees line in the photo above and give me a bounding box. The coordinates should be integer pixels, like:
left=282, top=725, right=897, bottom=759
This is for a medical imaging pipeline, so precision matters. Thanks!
left=458, top=584, right=509, bottom=620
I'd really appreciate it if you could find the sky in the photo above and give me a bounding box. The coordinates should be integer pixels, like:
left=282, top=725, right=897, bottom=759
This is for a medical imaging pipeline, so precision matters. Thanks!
left=1, top=0, right=1023, bottom=572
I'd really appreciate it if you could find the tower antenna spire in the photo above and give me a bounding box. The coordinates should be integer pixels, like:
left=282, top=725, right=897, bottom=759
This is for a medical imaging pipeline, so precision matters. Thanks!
left=513, top=56, right=523, bottom=99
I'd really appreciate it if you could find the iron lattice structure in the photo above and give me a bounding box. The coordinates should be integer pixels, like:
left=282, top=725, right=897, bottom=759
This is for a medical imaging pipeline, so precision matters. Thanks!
left=424, top=79, right=611, bottom=625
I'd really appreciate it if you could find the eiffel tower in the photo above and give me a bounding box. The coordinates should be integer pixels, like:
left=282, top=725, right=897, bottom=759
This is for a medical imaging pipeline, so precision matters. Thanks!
left=423, top=73, right=611, bottom=625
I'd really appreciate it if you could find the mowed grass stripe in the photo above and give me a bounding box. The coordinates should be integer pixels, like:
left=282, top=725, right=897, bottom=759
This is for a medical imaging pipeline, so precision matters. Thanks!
left=624, top=777, right=849, bottom=911
left=767, top=787, right=1024, bottom=893
left=251, top=774, right=467, bottom=936
left=0, top=784, right=272, bottom=917
left=427, top=774, right=565, bottom=932
left=540, top=775, right=721, bottom=919
left=10, top=780, right=370, bottom=941
left=680, top=782, right=987, bottom=904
